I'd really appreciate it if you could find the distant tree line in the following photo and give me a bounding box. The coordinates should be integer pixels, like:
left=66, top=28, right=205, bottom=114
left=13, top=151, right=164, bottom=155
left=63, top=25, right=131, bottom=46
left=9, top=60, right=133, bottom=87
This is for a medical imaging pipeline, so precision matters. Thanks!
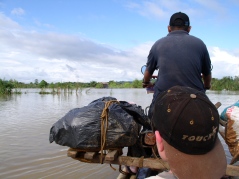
left=0, top=78, right=143, bottom=95
left=211, top=76, right=239, bottom=91
left=0, top=76, right=239, bottom=95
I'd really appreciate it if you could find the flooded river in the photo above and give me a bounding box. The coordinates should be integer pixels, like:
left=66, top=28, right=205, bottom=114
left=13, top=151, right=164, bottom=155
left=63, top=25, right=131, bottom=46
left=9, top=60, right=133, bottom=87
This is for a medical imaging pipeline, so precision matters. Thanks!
left=0, top=88, right=238, bottom=179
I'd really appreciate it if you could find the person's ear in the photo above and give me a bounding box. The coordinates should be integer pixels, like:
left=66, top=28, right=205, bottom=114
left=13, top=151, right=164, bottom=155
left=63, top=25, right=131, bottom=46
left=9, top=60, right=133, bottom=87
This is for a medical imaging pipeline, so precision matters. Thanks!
left=168, top=26, right=172, bottom=32
left=155, top=130, right=164, bottom=152
left=187, top=26, right=192, bottom=33
left=155, top=131, right=168, bottom=161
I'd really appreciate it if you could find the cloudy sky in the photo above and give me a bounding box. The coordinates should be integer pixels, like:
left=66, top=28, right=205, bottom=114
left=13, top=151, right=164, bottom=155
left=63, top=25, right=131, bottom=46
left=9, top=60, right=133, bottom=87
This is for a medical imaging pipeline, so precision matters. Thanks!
left=0, top=0, right=239, bottom=83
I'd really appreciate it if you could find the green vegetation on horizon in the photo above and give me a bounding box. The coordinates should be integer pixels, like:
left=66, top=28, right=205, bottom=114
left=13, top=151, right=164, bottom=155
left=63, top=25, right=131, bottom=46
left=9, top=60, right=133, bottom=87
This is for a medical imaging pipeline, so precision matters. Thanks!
left=1, top=76, right=239, bottom=95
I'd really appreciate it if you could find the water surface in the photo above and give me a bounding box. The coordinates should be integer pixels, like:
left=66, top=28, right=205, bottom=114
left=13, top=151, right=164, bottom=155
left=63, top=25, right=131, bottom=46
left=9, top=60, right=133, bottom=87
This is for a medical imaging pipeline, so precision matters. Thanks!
left=0, top=88, right=238, bottom=179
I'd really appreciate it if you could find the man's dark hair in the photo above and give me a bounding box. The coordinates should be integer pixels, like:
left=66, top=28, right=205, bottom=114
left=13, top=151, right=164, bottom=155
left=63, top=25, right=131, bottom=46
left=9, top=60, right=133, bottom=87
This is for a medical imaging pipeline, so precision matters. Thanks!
left=170, top=19, right=189, bottom=31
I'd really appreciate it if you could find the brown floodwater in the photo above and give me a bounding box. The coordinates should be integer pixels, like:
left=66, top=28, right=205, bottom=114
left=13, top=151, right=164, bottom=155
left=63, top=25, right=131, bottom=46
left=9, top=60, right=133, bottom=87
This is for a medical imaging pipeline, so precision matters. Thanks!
left=0, top=88, right=238, bottom=179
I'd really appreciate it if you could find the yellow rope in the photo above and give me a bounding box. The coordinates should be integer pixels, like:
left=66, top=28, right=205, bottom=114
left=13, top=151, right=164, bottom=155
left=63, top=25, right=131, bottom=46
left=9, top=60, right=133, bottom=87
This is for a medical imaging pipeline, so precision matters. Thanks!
left=100, top=100, right=119, bottom=164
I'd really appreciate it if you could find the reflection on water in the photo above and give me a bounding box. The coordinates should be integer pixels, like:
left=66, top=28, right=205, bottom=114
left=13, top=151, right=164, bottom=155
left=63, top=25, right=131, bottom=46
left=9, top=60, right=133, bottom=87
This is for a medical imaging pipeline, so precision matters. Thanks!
left=0, top=88, right=238, bottom=179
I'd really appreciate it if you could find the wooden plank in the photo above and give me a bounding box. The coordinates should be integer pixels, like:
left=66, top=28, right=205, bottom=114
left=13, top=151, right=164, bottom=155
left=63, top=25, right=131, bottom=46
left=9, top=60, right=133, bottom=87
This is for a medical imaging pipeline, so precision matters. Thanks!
left=118, top=156, right=169, bottom=170
left=105, top=150, right=119, bottom=161
left=143, top=158, right=169, bottom=171
left=67, top=148, right=78, bottom=158
left=84, top=152, right=97, bottom=160
left=68, top=151, right=239, bottom=176
left=226, top=165, right=239, bottom=177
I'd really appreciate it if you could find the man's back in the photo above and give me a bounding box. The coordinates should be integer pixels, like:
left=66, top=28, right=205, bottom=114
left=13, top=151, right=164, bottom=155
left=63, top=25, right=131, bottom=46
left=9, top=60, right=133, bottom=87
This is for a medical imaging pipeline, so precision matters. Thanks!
left=147, top=30, right=211, bottom=92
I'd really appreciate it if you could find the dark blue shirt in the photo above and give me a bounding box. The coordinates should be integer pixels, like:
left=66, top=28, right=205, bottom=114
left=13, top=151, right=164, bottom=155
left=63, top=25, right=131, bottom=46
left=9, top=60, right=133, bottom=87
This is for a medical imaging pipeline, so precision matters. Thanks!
left=147, top=30, right=211, bottom=93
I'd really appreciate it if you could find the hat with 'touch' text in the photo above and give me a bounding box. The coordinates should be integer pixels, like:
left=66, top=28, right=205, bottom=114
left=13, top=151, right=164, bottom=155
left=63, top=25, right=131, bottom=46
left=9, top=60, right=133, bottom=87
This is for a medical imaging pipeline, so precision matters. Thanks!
left=152, top=86, right=227, bottom=178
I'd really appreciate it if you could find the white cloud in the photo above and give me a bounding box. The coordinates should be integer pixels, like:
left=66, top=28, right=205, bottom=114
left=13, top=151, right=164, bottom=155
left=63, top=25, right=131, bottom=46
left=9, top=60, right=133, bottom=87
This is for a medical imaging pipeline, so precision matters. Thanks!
left=211, top=47, right=239, bottom=64
left=0, top=12, right=21, bottom=29
left=0, top=11, right=238, bottom=84
left=194, top=0, right=226, bottom=13
left=0, top=12, right=152, bottom=83
left=125, top=0, right=232, bottom=24
left=139, top=1, right=167, bottom=18
left=11, top=8, right=25, bottom=16
left=126, top=0, right=173, bottom=19
left=33, top=19, right=54, bottom=29
left=210, top=47, right=239, bottom=79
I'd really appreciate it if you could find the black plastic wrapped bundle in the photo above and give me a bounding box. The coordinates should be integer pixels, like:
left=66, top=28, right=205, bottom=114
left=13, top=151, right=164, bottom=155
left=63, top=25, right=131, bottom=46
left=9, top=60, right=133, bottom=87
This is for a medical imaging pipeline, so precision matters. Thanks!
left=49, top=97, right=150, bottom=150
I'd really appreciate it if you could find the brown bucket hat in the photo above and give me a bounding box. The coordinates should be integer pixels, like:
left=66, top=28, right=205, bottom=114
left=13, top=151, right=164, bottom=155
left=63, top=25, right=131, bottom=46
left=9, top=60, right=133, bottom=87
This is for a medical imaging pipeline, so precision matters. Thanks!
left=152, top=86, right=227, bottom=178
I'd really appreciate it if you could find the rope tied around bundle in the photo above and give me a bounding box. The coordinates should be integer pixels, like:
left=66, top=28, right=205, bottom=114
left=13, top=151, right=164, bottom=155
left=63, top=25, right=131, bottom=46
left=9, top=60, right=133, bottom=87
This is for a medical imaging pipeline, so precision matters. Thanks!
left=100, top=100, right=120, bottom=164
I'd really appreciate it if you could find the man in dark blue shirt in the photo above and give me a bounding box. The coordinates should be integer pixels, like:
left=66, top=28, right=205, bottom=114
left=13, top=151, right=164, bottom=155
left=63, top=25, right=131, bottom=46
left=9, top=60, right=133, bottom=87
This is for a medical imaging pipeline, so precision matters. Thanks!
left=143, top=12, right=212, bottom=119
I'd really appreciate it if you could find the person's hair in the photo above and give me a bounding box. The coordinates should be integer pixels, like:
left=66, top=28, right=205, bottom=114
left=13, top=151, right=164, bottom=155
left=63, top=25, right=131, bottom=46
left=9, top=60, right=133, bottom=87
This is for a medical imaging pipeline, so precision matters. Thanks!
left=170, top=19, right=189, bottom=31
left=170, top=26, right=189, bottom=31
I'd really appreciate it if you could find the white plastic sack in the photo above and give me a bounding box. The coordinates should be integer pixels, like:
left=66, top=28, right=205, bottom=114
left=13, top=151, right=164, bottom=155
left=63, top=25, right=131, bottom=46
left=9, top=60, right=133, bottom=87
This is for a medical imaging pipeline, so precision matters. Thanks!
left=225, top=105, right=239, bottom=164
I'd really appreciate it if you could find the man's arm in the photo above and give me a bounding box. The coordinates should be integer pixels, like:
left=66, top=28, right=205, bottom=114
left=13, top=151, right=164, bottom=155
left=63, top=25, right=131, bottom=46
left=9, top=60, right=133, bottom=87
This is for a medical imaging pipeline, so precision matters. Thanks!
left=142, top=69, right=152, bottom=88
left=201, top=43, right=212, bottom=90
left=202, top=74, right=212, bottom=89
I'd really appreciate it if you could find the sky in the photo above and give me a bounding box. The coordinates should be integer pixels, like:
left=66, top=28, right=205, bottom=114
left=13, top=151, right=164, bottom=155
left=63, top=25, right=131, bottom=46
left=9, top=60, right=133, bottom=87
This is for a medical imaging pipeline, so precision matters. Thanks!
left=0, top=0, right=239, bottom=83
